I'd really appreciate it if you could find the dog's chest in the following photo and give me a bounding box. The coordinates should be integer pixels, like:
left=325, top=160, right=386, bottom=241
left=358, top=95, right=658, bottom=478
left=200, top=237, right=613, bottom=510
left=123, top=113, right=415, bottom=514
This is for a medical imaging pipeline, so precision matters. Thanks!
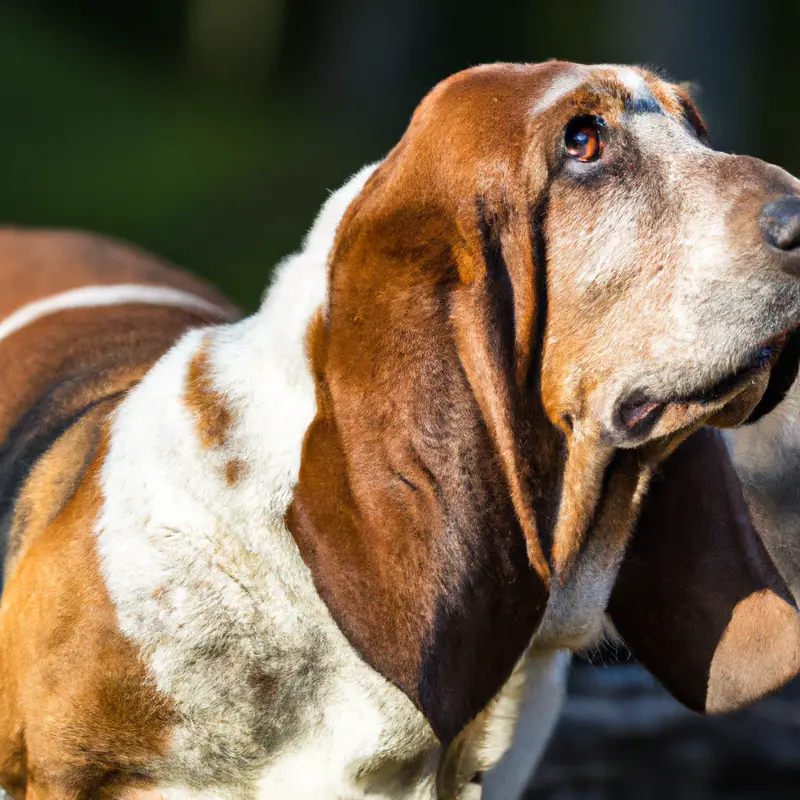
left=98, top=494, right=438, bottom=799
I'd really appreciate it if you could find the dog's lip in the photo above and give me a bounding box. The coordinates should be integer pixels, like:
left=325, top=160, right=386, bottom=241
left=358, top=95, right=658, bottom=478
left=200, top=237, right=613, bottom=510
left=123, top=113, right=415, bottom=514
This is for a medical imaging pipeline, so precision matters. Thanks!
left=615, top=340, right=782, bottom=436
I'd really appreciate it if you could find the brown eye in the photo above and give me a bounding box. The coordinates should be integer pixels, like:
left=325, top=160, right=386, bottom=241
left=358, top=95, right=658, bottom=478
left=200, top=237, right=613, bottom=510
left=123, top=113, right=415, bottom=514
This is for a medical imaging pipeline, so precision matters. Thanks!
left=564, top=115, right=605, bottom=162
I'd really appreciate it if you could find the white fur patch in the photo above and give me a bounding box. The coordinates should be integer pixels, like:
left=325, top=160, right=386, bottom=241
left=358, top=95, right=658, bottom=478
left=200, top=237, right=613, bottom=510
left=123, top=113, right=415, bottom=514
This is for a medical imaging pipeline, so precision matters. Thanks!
left=482, top=650, right=570, bottom=800
left=0, top=284, right=233, bottom=344
left=531, top=69, right=589, bottom=116
left=532, top=64, right=657, bottom=118
left=608, top=65, right=650, bottom=99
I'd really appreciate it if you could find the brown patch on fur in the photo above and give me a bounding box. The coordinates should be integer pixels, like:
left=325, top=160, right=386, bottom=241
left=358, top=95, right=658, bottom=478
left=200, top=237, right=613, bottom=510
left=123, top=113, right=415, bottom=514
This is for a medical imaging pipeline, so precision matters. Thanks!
left=304, top=310, right=331, bottom=414
left=224, top=458, right=247, bottom=486
left=550, top=432, right=614, bottom=584
left=0, top=228, right=240, bottom=447
left=0, top=436, right=174, bottom=796
left=185, top=343, right=232, bottom=449
left=708, top=589, right=800, bottom=713
left=0, top=305, right=228, bottom=449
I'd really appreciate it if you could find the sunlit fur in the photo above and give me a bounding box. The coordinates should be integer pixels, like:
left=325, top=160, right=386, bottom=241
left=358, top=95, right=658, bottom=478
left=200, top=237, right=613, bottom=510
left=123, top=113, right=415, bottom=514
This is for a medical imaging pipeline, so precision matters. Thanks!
left=77, top=59, right=800, bottom=799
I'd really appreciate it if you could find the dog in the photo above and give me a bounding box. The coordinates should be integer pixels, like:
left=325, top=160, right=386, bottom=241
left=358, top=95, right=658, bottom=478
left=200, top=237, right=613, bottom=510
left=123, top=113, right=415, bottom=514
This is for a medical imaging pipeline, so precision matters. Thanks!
left=2, top=61, right=800, bottom=800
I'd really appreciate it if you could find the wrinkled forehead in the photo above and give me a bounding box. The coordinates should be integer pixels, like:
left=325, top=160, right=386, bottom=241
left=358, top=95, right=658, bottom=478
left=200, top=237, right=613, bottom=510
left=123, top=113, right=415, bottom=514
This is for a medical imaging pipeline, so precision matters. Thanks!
left=533, top=63, right=684, bottom=121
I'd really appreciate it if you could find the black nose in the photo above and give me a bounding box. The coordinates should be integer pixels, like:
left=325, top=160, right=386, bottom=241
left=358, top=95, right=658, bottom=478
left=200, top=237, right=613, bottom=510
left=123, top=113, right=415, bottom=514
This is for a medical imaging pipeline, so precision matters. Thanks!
left=761, top=196, right=800, bottom=252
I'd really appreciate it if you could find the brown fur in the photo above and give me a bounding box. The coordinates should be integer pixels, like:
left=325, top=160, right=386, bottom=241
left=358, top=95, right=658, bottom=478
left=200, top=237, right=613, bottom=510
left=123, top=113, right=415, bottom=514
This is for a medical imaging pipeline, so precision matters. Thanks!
left=0, top=436, right=173, bottom=798
left=224, top=458, right=247, bottom=486
left=184, top=343, right=233, bottom=449
left=0, top=228, right=236, bottom=322
left=5, top=406, right=105, bottom=577
left=0, top=306, right=227, bottom=447
left=0, top=233, right=238, bottom=795
left=610, top=429, right=800, bottom=713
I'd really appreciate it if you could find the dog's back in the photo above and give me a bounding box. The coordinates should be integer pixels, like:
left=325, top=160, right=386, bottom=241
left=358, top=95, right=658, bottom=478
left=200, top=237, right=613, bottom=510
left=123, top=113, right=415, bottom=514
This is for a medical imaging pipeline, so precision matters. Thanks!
left=0, top=228, right=237, bottom=582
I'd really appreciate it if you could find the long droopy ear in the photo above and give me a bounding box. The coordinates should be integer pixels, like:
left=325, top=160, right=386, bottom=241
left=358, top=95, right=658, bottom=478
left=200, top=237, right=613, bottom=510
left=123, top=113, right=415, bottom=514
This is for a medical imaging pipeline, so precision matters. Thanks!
left=288, top=65, right=565, bottom=746
left=609, top=427, right=800, bottom=713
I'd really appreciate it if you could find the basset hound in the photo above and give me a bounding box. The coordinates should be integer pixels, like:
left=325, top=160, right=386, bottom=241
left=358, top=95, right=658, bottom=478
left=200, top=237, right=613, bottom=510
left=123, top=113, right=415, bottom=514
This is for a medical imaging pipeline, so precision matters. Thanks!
left=1, top=61, right=800, bottom=800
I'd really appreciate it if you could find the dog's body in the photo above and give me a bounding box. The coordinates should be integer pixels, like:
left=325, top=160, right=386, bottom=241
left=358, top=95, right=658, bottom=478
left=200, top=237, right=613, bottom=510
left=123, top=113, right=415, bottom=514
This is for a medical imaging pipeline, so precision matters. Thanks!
left=2, top=62, right=800, bottom=799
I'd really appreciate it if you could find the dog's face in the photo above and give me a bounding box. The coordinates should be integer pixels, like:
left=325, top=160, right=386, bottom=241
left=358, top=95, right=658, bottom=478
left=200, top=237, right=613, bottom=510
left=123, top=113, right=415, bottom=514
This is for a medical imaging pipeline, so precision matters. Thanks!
left=540, top=64, right=800, bottom=449
left=292, top=61, right=800, bottom=748
left=339, top=61, right=800, bottom=582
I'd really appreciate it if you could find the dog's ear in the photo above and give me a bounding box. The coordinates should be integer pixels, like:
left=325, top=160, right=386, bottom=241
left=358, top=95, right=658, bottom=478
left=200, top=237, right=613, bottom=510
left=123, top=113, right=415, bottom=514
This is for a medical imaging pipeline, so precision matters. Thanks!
left=609, top=427, right=800, bottom=713
left=289, top=66, right=567, bottom=746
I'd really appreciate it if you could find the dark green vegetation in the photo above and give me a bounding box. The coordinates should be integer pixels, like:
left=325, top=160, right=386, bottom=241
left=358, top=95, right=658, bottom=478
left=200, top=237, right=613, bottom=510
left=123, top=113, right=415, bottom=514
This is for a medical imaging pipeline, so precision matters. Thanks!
left=4, top=1, right=800, bottom=310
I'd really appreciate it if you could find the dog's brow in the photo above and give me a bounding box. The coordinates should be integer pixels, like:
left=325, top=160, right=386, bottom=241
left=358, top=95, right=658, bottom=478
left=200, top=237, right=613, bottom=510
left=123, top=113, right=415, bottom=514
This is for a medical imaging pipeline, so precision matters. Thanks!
left=532, top=66, right=662, bottom=119
left=608, top=66, right=649, bottom=96
left=600, top=66, right=663, bottom=115
left=531, top=70, right=589, bottom=116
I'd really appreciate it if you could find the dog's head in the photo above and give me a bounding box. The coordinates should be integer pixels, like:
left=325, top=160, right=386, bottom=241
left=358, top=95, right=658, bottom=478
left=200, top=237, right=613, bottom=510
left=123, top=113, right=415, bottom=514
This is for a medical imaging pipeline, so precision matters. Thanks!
left=289, top=62, right=800, bottom=746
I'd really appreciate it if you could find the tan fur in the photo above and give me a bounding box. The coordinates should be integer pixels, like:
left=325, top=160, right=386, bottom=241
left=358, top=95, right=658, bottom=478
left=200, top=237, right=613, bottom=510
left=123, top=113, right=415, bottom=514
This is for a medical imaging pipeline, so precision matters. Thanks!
left=0, top=437, right=173, bottom=798
left=0, top=232, right=236, bottom=796
left=5, top=406, right=106, bottom=577
left=224, top=458, right=248, bottom=486
left=707, top=589, right=800, bottom=713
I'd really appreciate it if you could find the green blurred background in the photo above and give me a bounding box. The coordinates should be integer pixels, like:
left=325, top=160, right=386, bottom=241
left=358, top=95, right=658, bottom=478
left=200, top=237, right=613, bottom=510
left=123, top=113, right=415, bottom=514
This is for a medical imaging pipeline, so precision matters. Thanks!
left=2, top=0, right=797, bottom=311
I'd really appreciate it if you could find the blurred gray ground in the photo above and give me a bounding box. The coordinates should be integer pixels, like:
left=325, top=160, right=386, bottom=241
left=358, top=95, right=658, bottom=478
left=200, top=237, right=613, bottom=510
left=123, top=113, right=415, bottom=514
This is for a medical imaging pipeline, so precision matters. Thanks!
left=527, top=663, right=800, bottom=799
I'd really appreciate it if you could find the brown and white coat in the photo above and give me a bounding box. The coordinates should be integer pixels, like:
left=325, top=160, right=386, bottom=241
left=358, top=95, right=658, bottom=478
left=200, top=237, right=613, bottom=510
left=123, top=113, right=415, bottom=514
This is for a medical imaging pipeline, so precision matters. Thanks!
left=1, top=62, right=800, bottom=800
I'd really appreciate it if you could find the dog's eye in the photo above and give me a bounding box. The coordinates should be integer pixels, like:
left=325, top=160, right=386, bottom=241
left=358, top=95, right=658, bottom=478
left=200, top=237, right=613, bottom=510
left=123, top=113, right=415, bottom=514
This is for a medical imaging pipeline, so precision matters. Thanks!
left=564, top=116, right=605, bottom=162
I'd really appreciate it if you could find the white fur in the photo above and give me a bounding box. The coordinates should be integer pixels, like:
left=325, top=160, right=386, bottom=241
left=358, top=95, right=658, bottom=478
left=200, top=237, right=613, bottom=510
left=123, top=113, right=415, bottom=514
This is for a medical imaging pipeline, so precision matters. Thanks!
left=606, top=65, right=651, bottom=100
left=0, top=284, right=232, bottom=343
left=482, top=651, right=570, bottom=800
left=531, top=70, right=589, bottom=116
left=532, top=65, right=654, bottom=117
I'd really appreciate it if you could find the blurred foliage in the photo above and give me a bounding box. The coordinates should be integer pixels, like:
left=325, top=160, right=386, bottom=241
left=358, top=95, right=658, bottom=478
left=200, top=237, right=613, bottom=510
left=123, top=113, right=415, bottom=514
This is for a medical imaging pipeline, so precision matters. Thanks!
left=1, top=1, right=799, bottom=310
